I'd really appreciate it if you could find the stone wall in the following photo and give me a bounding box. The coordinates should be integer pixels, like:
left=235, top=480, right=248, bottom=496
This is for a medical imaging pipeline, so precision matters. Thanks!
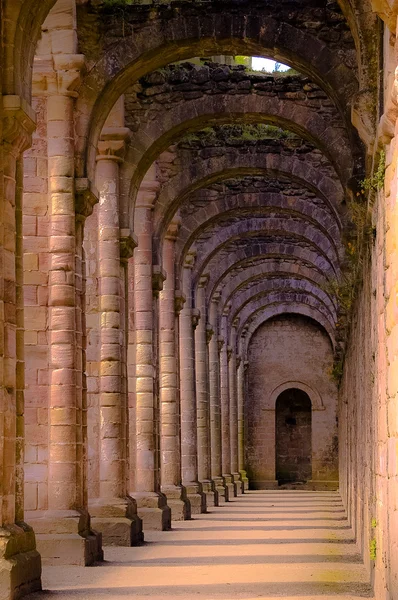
left=246, top=314, right=338, bottom=489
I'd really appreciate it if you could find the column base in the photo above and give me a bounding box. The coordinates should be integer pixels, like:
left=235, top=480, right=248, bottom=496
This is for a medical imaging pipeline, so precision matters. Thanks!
left=212, top=475, right=229, bottom=502
left=200, top=480, right=219, bottom=508
left=26, top=509, right=103, bottom=566
left=239, top=470, right=249, bottom=491
left=162, top=486, right=191, bottom=521
left=89, top=497, right=143, bottom=546
left=232, top=472, right=243, bottom=495
left=223, top=474, right=236, bottom=499
left=184, top=483, right=206, bottom=514
left=133, top=492, right=171, bottom=530
left=0, top=523, right=42, bottom=600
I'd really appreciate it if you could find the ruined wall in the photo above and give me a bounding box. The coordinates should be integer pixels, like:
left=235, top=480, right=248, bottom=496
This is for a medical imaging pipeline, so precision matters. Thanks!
left=246, top=314, right=338, bottom=488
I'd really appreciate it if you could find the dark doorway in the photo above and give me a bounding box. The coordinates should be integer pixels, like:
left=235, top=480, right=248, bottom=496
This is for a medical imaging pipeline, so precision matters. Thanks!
left=275, top=388, right=312, bottom=484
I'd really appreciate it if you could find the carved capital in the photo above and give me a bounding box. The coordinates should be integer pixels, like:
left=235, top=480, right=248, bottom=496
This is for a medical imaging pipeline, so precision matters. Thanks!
left=175, top=290, right=186, bottom=314
left=244, top=360, right=249, bottom=370
left=97, top=126, right=131, bottom=163
left=120, top=229, right=138, bottom=260
left=152, top=265, right=166, bottom=296
left=136, top=179, right=160, bottom=209
left=211, top=291, right=222, bottom=304
left=227, top=345, right=233, bottom=362
left=165, top=216, right=182, bottom=241
left=223, top=302, right=232, bottom=317
left=33, top=54, right=86, bottom=97
left=2, top=96, right=36, bottom=156
left=198, top=273, right=210, bottom=289
left=206, top=323, right=214, bottom=344
left=236, top=355, right=242, bottom=369
left=75, top=178, right=99, bottom=219
left=217, top=336, right=225, bottom=354
left=183, top=250, right=197, bottom=270
left=232, top=317, right=240, bottom=330
left=192, top=308, right=201, bottom=330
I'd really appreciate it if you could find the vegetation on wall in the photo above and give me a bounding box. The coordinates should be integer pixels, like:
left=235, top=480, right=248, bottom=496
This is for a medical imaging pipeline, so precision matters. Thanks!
left=328, top=151, right=385, bottom=385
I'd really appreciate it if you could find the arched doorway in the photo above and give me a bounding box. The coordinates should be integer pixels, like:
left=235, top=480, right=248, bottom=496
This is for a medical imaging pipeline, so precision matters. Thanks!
left=275, top=388, right=312, bottom=484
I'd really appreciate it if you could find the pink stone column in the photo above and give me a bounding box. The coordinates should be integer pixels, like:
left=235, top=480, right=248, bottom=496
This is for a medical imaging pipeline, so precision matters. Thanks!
left=133, top=181, right=171, bottom=530
left=159, top=220, right=190, bottom=520
left=220, top=311, right=235, bottom=498
left=37, top=58, right=102, bottom=565
left=237, top=331, right=249, bottom=490
left=179, top=252, right=206, bottom=513
left=195, top=277, right=218, bottom=507
left=0, top=96, right=42, bottom=597
left=208, top=294, right=228, bottom=501
left=229, top=320, right=243, bottom=494
left=88, top=136, right=142, bottom=545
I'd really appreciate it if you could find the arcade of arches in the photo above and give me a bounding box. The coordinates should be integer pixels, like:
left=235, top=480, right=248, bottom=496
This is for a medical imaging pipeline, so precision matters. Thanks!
left=1, top=0, right=398, bottom=598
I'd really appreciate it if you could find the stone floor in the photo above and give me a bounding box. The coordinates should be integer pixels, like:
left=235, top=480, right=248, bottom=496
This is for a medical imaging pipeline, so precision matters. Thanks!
left=28, top=491, right=374, bottom=600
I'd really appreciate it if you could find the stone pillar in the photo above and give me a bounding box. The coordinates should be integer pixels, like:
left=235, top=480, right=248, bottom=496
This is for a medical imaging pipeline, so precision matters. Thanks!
left=88, top=131, right=142, bottom=545
left=29, top=56, right=102, bottom=566
left=220, top=310, right=236, bottom=498
left=195, top=277, right=218, bottom=507
left=229, top=320, right=242, bottom=494
left=208, top=294, right=228, bottom=501
left=179, top=252, right=206, bottom=513
left=0, top=95, right=42, bottom=598
left=159, top=220, right=190, bottom=520
left=237, top=334, right=249, bottom=491
left=133, top=178, right=171, bottom=530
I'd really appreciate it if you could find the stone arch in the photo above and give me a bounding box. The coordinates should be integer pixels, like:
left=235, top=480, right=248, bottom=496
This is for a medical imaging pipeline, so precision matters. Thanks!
left=240, top=303, right=336, bottom=351
left=191, top=223, right=341, bottom=288
left=75, top=8, right=360, bottom=179
left=240, top=303, right=336, bottom=353
left=152, top=145, right=345, bottom=239
left=203, top=242, right=338, bottom=296
left=222, top=275, right=338, bottom=323
left=269, top=381, right=325, bottom=411
left=231, top=288, right=337, bottom=332
left=174, top=200, right=343, bottom=271
left=216, top=260, right=333, bottom=311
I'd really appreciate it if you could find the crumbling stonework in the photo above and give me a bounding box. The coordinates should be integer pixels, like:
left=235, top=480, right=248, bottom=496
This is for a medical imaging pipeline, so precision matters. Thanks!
left=1, top=0, right=398, bottom=598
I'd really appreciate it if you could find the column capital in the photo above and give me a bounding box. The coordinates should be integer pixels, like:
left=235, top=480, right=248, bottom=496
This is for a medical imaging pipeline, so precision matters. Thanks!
left=244, top=360, right=249, bottom=370
left=97, top=127, right=131, bottom=163
left=217, top=336, right=225, bottom=354
left=75, top=178, right=99, bottom=219
left=120, top=229, right=138, bottom=260
left=175, top=290, right=186, bottom=314
left=32, top=54, right=86, bottom=97
left=211, top=291, right=222, bottom=305
left=232, top=317, right=240, bottom=330
left=183, top=250, right=197, bottom=270
left=206, top=323, right=214, bottom=344
left=223, top=302, right=232, bottom=317
left=198, top=274, right=210, bottom=288
left=227, top=345, right=233, bottom=362
left=192, top=308, right=201, bottom=330
left=236, top=355, right=242, bottom=369
left=136, top=179, right=161, bottom=209
left=165, top=216, right=182, bottom=240
left=152, top=265, right=167, bottom=296
left=2, top=95, right=36, bottom=156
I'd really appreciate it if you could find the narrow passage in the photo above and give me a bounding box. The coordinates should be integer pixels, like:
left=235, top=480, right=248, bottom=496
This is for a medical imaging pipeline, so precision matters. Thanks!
left=29, top=491, right=373, bottom=600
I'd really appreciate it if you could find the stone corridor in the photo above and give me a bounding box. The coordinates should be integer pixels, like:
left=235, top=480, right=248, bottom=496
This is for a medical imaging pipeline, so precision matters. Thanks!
left=2, top=1, right=398, bottom=599
left=28, top=491, right=373, bottom=600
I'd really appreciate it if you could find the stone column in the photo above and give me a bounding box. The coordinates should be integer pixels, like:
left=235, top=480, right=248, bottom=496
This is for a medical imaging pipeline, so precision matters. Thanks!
left=88, top=131, right=142, bottom=545
left=229, top=319, right=243, bottom=494
left=208, top=294, right=228, bottom=501
left=220, top=310, right=236, bottom=498
left=133, top=178, right=171, bottom=530
left=179, top=252, right=206, bottom=513
left=30, top=56, right=102, bottom=565
left=237, top=333, right=249, bottom=490
left=195, top=277, right=218, bottom=507
left=0, top=95, right=42, bottom=598
left=159, top=220, right=190, bottom=520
